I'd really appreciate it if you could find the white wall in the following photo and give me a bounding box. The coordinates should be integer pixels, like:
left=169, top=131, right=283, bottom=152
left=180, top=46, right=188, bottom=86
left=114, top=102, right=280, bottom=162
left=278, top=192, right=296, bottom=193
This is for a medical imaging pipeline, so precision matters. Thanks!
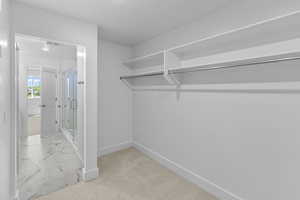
left=133, top=82, right=300, bottom=200
left=132, top=1, right=300, bottom=200
left=98, top=40, right=132, bottom=156
left=13, top=2, right=99, bottom=180
left=0, top=0, right=12, bottom=199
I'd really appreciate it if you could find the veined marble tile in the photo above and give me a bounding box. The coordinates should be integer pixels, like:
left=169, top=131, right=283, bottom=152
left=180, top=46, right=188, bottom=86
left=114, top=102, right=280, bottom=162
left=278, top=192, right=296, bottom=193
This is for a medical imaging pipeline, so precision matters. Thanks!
left=19, top=133, right=82, bottom=200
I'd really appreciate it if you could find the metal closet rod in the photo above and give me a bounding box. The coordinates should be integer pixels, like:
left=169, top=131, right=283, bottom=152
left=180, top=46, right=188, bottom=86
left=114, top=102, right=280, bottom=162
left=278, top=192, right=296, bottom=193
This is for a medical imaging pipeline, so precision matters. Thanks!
left=120, top=71, right=164, bottom=79
left=120, top=56, right=300, bottom=80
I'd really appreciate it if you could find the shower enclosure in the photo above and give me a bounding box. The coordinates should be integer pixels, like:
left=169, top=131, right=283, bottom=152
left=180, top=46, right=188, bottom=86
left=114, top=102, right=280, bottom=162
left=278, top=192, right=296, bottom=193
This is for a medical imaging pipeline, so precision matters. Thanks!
left=62, top=69, right=78, bottom=143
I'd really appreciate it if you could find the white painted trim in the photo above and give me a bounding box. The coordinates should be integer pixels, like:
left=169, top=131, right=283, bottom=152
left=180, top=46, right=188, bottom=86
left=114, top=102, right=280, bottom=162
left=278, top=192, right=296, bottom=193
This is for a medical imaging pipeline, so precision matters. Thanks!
left=133, top=142, right=246, bottom=200
left=98, top=141, right=133, bottom=157
left=11, top=39, right=19, bottom=200
left=13, top=34, right=92, bottom=198
left=61, top=129, right=83, bottom=162
left=82, top=167, right=99, bottom=181
left=11, top=190, right=20, bottom=200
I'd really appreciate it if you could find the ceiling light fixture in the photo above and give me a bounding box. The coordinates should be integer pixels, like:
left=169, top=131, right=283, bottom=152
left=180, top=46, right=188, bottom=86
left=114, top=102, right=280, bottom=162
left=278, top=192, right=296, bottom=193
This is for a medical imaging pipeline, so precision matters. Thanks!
left=0, top=40, right=8, bottom=48
left=77, top=51, right=86, bottom=58
left=42, top=42, right=50, bottom=52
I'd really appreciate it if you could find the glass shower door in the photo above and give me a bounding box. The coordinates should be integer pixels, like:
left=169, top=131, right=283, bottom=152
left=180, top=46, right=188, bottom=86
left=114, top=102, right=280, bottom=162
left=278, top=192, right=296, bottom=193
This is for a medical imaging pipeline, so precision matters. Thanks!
left=62, top=70, right=77, bottom=142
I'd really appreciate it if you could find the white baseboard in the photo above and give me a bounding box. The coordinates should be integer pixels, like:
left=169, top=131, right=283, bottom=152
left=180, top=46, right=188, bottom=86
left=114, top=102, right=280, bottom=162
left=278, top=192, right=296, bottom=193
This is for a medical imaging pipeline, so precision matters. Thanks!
left=98, top=141, right=133, bottom=157
left=82, top=167, right=99, bottom=181
left=133, top=142, right=245, bottom=200
left=12, top=190, right=20, bottom=200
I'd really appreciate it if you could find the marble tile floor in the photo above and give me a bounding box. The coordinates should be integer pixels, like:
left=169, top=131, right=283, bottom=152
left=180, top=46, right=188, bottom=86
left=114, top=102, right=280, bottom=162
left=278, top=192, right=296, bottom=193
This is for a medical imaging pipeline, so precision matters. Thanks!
left=36, top=147, right=218, bottom=200
left=19, top=133, right=82, bottom=200
left=28, top=115, right=41, bottom=136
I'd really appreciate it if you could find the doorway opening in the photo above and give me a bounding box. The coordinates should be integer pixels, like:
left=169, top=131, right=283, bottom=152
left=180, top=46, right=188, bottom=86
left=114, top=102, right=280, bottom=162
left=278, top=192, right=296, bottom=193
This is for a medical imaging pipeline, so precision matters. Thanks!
left=27, top=72, right=41, bottom=136
left=15, top=35, right=86, bottom=200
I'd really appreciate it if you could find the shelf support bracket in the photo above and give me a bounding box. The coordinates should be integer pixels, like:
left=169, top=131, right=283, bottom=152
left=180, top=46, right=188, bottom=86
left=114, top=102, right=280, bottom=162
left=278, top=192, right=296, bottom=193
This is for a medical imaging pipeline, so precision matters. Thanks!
left=163, top=50, right=181, bottom=87
left=121, top=78, right=133, bottom=90
left=163, top=70, right=180, bottom=86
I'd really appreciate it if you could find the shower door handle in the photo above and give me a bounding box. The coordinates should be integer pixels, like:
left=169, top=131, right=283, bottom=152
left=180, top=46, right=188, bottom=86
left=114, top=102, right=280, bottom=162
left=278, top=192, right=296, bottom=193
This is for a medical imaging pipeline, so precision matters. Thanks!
left=40, top=104, right=46, bottom=108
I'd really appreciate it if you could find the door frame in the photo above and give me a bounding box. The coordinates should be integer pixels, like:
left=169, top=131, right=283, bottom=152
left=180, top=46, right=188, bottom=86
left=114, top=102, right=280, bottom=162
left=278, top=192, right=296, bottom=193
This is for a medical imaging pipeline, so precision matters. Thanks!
left=12, top=34, right=87, bottom=199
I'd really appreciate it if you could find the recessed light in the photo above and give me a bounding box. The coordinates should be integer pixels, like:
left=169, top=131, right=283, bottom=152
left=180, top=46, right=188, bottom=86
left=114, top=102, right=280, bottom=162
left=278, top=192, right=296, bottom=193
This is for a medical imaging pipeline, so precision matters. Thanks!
left=0, top=40, right=8, bottom=48
left=42, top=42, right=50, bottom=52
left=77, top=52, right=86, bottom=58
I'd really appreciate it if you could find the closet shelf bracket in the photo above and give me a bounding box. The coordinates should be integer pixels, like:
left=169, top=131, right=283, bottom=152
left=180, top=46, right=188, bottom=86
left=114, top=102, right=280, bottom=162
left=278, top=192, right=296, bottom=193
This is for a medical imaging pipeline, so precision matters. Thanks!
left=121, top=78, right=133, bottom=90
left=163, top=70, right=180, bottom=86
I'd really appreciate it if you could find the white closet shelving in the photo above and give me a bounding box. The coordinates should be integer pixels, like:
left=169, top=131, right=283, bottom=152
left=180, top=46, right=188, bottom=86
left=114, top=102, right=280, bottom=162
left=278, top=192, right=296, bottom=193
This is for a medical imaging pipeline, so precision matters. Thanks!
left=121, top=11, right=300, bottom=88
left=123, top=51, right=164, bottom=70
left=169, top=52, right=300, bottom=74
left=167, top=10, right=300, bottom=61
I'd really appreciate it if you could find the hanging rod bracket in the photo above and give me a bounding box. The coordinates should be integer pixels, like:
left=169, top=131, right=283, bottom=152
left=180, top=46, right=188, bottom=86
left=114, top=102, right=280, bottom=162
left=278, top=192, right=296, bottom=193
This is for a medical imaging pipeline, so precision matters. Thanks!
left=163, top=70, right=180, bottom=86
left=121, top=78, right=133, bottom=90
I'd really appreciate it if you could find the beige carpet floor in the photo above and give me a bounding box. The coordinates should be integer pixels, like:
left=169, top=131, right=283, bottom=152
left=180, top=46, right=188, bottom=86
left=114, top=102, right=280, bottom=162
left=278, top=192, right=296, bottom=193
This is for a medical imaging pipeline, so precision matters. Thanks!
left=36, top=147, right=218, bottom=200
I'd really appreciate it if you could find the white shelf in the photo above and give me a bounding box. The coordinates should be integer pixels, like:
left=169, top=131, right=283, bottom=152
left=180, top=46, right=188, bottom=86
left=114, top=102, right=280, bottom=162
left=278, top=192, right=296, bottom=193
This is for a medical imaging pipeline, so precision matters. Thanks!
left=121, top=51, right=300, bottom=82
left=123, top=11, right=300, bottom=70
left=121, top=11, right=300, bottom=88
left=169, top=51, right=300, bottom=74
left=168, top=11, right=300, bottom=60
left=123, top=51, right=164, bottom=69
